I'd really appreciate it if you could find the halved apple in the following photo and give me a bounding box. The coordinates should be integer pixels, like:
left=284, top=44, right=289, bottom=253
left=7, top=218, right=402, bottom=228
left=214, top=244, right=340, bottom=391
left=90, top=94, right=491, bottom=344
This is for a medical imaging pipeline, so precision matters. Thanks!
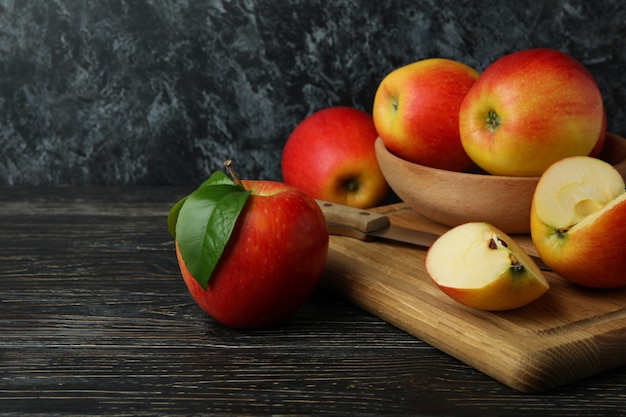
left=425, top=222, right=549, bottom=310
left=530, top=155, right=626, bottom=288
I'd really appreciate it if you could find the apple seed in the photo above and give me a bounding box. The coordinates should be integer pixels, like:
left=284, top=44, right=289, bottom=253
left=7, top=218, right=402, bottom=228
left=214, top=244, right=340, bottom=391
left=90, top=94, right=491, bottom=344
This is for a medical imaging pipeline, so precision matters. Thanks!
left=488, top=237, right=525, bottom=274
left=488, top=236, right=509, bottom=249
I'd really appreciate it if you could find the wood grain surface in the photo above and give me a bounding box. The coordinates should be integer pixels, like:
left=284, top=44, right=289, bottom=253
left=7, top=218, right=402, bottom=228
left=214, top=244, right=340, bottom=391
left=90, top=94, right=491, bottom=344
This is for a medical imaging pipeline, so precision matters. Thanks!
left=1, top=186, right=626, bottom=416
left=321, top=204, right=626, bottom=393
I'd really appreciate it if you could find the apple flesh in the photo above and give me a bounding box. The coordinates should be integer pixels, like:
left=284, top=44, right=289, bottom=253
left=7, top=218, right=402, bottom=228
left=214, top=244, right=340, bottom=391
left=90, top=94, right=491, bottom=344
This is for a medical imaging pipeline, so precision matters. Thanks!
left=372, top=58, right=479, bottom=172
left=530, top=156, right=626, bottom=288
left=177, top=180, right=329, bottom=329
left=459, top=48, right=606, bottom=176
left=425, top=222, right=549, bottom=311
left=281, top=106, right=389, bottom=209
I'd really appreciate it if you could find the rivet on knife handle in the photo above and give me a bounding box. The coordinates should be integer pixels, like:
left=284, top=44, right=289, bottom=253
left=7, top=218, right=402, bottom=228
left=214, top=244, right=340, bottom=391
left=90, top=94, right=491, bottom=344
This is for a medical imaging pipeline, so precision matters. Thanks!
left=315, top=200, right=390, bottom=241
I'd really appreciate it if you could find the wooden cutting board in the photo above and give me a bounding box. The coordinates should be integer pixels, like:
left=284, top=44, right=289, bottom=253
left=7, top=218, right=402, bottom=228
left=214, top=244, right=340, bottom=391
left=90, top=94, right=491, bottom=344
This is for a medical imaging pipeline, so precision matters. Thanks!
left=319, top=203, right=626, bottom=393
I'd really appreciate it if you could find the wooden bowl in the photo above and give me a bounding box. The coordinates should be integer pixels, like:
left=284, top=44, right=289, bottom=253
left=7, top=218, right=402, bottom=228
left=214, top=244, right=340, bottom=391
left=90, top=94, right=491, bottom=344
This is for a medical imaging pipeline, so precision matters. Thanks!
left=375, top=132, right=626, bottom=234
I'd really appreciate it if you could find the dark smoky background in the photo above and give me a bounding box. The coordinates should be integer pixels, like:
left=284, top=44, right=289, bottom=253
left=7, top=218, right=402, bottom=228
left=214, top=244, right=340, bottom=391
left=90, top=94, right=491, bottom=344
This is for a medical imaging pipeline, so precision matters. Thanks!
left=1, top=0, right=624, bottom=186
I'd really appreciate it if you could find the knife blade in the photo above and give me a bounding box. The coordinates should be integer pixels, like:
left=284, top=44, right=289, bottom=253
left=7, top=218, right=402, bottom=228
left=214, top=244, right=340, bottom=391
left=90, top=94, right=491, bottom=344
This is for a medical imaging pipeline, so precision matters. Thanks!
left=315, top=200, right=551, bottom=271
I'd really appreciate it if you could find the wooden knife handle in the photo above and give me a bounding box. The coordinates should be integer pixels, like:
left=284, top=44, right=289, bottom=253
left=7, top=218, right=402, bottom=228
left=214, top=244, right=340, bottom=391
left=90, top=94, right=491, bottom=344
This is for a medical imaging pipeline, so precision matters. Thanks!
left=315, top=200, right=390, bottom=241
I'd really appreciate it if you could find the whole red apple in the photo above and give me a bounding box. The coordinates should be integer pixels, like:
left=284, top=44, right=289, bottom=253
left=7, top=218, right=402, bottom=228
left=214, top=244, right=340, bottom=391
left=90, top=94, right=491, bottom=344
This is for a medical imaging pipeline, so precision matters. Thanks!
left=281, top=106, right=389, bottom=209
left=372, top=58, right=479, bottom=171
left=173, top=178, right=329, bottom=329
left=459, top=48, right=606, bottom=176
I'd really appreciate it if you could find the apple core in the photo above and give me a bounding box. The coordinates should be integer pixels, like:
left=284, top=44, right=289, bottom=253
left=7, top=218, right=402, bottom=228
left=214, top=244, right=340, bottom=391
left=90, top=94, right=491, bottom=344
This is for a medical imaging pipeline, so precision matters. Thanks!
left=533, top=156, right=625, bottom=229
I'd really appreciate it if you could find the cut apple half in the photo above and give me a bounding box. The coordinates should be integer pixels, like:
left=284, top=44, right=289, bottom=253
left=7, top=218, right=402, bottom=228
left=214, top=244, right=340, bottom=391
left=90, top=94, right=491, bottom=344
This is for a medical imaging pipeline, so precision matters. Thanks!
left=425, top=222, right=549, bottom=311
left=530, top=155, right=626, bottom=288
left=533, top=156, right=625, bottom=229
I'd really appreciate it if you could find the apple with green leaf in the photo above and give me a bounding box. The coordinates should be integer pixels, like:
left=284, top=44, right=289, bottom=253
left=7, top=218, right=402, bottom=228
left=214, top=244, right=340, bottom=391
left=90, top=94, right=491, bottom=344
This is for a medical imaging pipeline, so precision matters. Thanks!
left=281, top=106, right=389, bottom=209
left=530, top=155, right=626, bottom=288
left=372, top=58, right=479, bottom=171
left=425, top=222, right=549, bottom=311
left=459, top=48, right=606, bottom=176
left=168, top=162, right=329, bottom=329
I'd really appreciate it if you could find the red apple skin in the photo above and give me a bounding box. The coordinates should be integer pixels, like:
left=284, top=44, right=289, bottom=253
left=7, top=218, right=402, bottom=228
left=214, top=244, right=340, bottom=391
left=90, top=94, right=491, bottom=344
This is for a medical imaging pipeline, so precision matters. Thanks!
left=530, top=198, right=626, bottom=288
left=372, top=58, right=479, bottom=171
left=281, top=106, right=389, bottom=209
left=459, top=48, right=606, bottom=176
left=176, top=180, right=329, bottom=329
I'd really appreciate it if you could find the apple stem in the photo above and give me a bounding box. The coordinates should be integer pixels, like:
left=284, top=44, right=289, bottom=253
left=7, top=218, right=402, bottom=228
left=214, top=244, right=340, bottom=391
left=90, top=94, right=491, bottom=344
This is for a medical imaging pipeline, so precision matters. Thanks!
left=224, top=159, right=246, bottom=189
left=486, top=109, right=501, bottom=132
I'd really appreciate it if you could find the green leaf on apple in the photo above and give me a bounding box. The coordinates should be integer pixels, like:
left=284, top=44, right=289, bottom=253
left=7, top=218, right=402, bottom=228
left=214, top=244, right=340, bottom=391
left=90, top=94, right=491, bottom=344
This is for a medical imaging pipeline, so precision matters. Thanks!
left=167, top=171, right=239, bottom=239
left=167, top=197, right=187, bottom=239
left=168, top=171, right=251, bottom=290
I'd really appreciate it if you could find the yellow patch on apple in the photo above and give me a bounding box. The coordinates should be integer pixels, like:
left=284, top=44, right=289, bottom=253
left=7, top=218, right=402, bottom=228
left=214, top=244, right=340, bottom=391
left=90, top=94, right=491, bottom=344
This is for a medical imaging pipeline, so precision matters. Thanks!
left=425, top=222, right=549, bottom=311
left=531, top=155, right=626, bottom=288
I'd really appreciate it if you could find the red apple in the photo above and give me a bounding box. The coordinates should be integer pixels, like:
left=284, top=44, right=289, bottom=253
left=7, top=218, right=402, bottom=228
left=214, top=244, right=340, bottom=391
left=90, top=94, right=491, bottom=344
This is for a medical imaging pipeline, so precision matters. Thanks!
left=459, top=48, right=606, bottom=176
left=530, top=155, right=626, bottom=288
left=174, top=178, right=329, bottom=329
left=281, top=106, right=389, bottom=209
left=372, top=58, right=479, bottom=171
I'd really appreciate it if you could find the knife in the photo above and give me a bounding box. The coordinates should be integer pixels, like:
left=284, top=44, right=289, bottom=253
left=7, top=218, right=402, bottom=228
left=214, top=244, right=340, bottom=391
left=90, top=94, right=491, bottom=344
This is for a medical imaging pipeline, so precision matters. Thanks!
left=315, top=200, right=551, bottom=271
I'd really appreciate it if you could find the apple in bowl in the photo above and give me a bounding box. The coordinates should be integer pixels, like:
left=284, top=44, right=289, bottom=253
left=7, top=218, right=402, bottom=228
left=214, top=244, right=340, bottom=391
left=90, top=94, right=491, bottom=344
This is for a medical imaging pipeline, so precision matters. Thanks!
left=459, top=48, right=606, bottom=176
left=373, top=58, right=479, bottom=172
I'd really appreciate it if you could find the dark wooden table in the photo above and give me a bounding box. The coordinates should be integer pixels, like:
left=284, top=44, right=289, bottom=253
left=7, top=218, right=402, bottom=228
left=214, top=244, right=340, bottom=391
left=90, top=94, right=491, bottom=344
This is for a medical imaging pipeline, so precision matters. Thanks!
left=2, top=186, right=625, bottom=416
